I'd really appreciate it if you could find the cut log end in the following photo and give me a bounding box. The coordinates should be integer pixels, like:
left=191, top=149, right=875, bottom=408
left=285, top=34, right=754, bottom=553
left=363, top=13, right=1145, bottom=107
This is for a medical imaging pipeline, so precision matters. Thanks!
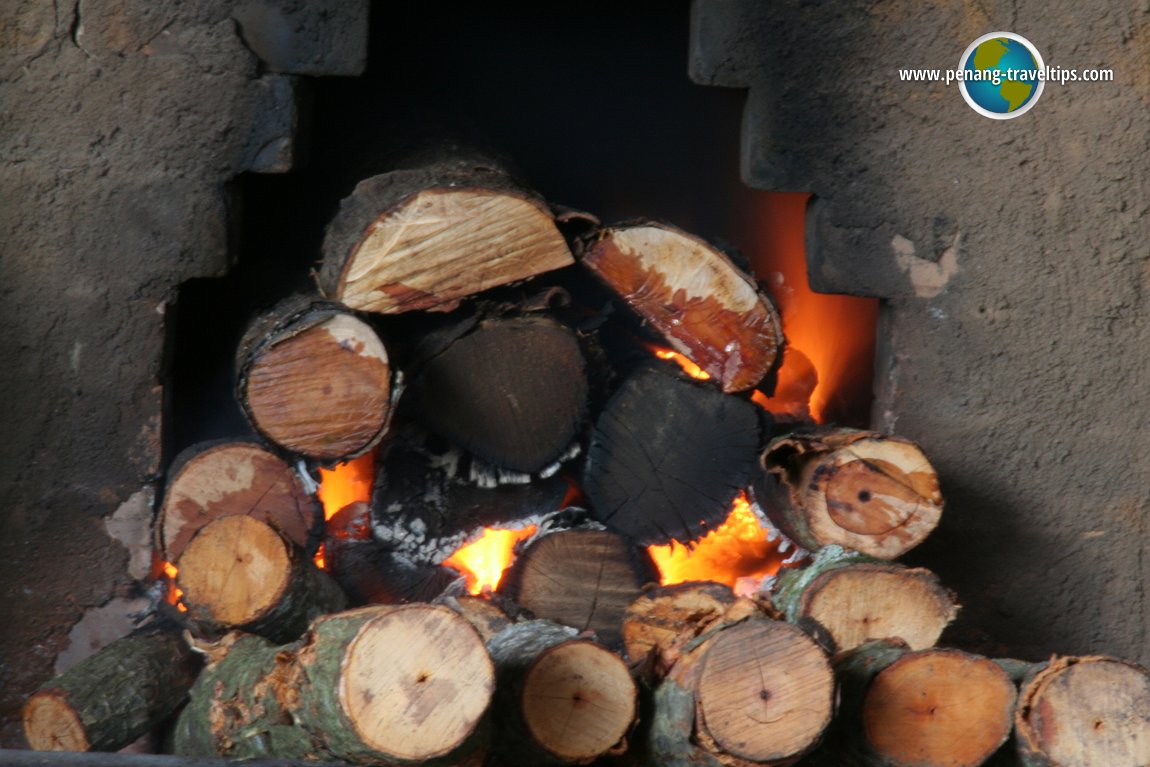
left=764, top=430, right=942, bottom=559
left=802, top=564, right=958, bottom=653
left=865, top=649, right=1016, bottom=767
left=178, top=515, right=292, bottom=627
left=405, top=317, right=587, bottom=473
left=522, top=641, right=637, bottom=762
left=508, top=529, right=651, bottom=649
left=581, top=223, right=782, bottom=392
left=695, top=620, right=834, bottom=764
left=341, top=604, right=494, bottom=762
left=23, top=694, right=88, bottom=752
left=243, top=313, right=391, bottom=461
left=329, top=184, right=574, bottom=314
left=1016, top=656, right=1150, bottom=767
left=159, top=441, right=320, bottom=562
left=622, top=581, right=738, bottom=667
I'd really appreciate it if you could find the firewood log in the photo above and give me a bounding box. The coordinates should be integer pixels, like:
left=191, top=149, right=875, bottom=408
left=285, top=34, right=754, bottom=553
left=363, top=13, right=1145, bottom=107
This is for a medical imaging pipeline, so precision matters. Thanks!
left=579, top=221, right=783, bottom=393
left=176, top=516, right=347, bottom=642
left=157, top=440, right=322, bottom=563
left=584, top=365, right=761, bottom=545
left=438, top=594, right=514, bottom=643
left=1014, top=655, right=1150, bottom=767
left=319, top=160, right=574, bottom=314
left=621, top=581, right=739, bottom=672
left=757, top=428, right=943, bottom=559
left=175, top=605, right=495, bottom=766
left=236, top=298, right=392, bottom=462
left=503, top=528, right=655, bottom=649
left=771, top=545, right=958, bottom=653
left=811, top=639, right=1016, bottom=767
left=402, top=316, right=588, bottom=472
left=648, top=614, right=835, bottom=767
left=486, top=620, right=638, bottom=765
left=23, top=628, right=200, bottom=752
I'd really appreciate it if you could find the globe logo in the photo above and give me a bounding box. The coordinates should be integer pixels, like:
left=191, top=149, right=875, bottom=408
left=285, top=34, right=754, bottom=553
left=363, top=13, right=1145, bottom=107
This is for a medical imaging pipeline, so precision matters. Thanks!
left=958, top=32, right=1045, bottom=119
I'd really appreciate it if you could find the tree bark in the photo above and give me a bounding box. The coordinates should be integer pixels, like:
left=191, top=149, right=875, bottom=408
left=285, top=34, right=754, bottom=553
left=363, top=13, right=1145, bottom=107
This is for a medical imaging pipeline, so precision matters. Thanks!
left=503, top=528, right=655, bottom=649
left=584, top=365, right=761, bottom=546
left=236, top=298, right=393, bottom=463
left=757, top=429, right=943, bottom=559
left=579, top=221, right=783, bottom=393
left=647, top=615, right=834, bottom=767
left=402, top=315, right=588, bottom=473
left=176, top=515, right=347, bottom=642
left=174, top=605, right=495, bottom=766
left=621, top=581, right=739, bottom=673
left=771, top=545, right=958, bottom=653
left=1014, top=655, right=1150, bottom=767
left=319, top=161, right=574, bottom=314
left=486, top=620, right=638, bottom=765
left=24, top=629, right=200, bottom=753
left=157, top=440, right=322, bottom=563
left=812, top=639, right=1016, bottom=767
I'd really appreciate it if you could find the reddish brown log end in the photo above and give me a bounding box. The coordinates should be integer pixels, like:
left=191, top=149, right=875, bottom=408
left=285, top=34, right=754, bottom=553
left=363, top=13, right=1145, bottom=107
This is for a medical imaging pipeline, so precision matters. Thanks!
left=582, top=223, right=782, bottom=392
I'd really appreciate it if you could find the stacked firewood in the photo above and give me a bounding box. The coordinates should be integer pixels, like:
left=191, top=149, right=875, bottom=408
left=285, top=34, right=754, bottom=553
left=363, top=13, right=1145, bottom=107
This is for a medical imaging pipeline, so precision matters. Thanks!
left=23, top=156, right=1150, bottom=766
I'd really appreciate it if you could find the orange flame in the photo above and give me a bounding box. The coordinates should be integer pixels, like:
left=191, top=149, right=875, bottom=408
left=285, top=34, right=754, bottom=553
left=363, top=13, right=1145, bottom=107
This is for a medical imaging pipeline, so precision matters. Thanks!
left=647, top=492, right=784, bottom=594
left=443, top=526, right=537, bottom=595
left=160, top=560, right=187, bottom=613
left=650, top=346, right=711, bottom=381
left=742, top=192, right=877, bottom=425
left=315, top=452, right=376, bottom=569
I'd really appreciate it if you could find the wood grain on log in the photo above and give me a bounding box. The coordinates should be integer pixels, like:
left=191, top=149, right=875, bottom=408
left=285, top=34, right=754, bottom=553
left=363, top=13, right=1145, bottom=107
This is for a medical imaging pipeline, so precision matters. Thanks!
left=771, top=545, right=958, bottom=653
left=320, top=164, right=573, bottom=314
left=24, top=630, right=200, bottom=753
left=157, top=440, right=321, bottom=562
left=580, top=222, right=783, bottom=393
left=403, top=316, right=587, bottom=473
left=759, top=429, right=943, bottom=559
left=237, top=300, right=392, bottom=462
left=621, top=581, right=738, bottom=672
left=648, top=616, right=834, bottom=767
left=175, top=605, right=494, bottom=766
left=816, top=640, right=1016, bottom=767
left=176, top=516, right=346, bottom=642
left=487, top=620, right=637, bottom=765
left=1015, top=656, right=1150, bottom=767
left=504, top=528, right=654, bottom=649
left=584, top=365, right=760, bottom=546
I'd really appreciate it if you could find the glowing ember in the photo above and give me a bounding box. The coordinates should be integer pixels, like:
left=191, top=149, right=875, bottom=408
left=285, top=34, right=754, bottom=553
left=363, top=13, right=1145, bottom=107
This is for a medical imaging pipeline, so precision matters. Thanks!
left=160, top=561, right=187, bottom=613
left=648, top=492, right=784, bottom=594
left=315, top=452, right=376, bottom=569
left=650, top=346, right=711, bottom=381
left=444, top=526, right=537, bottom=595
left=741, top=192, right=877, bottom=424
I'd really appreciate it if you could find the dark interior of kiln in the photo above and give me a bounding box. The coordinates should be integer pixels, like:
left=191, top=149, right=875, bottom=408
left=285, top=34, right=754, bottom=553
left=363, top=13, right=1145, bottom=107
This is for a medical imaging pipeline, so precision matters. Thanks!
left=3, top=0, right=1148, bottom=757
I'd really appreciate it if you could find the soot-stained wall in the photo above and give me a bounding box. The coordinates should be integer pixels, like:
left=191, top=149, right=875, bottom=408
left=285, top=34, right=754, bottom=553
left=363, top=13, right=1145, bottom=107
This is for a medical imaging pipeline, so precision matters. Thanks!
left=692, top=0, right=1150, bottom=663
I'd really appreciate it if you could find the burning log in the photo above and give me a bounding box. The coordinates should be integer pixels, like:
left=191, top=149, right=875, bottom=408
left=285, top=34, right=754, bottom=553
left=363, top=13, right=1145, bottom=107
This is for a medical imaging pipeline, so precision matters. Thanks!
left=1013, top=656, right=1150, bottom=767
left=648, top=613, right=835, bottom=766
left=157, top=440, right=322, bottom=563
left=579, top=221, right=783, bottom=393
left=402, top=316, right=588, bottom=473
left=486, top=620, right=638, bottom=765
left=176, top=515, right=347, bottom=642
left=319, top=160, right=574, bottom=314
left=503, top=528, right=655, bottom=649
left=811, top=639, right=1017, bottom=767
left=757, top=428, right=943, bottom=559
left=236, top=299, right=393, bottom=463
left=23, top=628, right=200, bottom=753
left=175, top=605, right=495, bottom=765
left=771, top=545, right=958, bottom=653
left=584, top=365, right=761, bottom=545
